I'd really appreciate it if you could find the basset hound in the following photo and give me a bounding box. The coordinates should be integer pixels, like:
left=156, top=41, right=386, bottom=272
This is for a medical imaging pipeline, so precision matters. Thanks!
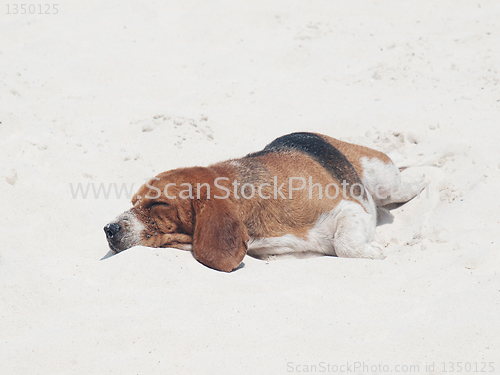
left=103, top=132, right=423, bottom=272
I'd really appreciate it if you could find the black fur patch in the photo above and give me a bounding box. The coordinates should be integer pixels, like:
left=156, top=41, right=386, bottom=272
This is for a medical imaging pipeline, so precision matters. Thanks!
left=246, top=132, right=364, bottom=197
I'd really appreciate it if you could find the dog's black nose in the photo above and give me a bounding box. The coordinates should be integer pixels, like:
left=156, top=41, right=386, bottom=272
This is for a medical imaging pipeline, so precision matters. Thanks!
left=104, top=223, right=121, bottom=238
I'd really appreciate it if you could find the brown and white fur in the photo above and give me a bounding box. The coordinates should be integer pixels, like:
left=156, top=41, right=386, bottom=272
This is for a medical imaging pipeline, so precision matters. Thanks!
left=103, top=132, right=424, bottom=272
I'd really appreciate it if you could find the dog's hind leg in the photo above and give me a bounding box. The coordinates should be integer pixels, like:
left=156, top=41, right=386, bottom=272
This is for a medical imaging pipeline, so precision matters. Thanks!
left=332, top=200, right=384, bottom=259
left=360, top=157, right=426, bottom=206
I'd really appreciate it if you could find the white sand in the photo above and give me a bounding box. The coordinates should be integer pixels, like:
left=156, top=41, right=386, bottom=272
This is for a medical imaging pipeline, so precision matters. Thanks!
left=1, top=1, right=499, bottom=374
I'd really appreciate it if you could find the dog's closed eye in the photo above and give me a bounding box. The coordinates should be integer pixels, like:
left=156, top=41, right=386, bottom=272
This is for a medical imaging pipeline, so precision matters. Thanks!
left=149, top=202, right=170, bottom=208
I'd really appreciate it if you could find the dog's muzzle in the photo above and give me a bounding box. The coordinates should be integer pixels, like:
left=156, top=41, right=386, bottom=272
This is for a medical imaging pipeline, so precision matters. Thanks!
left=102, top=211, right=144, bottom=260
left=104, top=222, right=121, bottom=239
left=102, top=222, right=121, bottom=260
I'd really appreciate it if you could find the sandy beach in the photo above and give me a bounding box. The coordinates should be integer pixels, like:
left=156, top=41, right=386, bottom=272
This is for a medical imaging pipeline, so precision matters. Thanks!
left=1, top=1, right=499, bottom=374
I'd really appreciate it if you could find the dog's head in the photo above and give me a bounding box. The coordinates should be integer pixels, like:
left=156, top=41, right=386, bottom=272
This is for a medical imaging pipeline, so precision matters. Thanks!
left=103, top=167, right=248, bottom=272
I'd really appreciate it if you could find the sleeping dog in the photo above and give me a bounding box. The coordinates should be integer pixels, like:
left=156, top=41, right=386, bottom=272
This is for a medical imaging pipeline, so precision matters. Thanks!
left=103, top=132, right=423, bottom=272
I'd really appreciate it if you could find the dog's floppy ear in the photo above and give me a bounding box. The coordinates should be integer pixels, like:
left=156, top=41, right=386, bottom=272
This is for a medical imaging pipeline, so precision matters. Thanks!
left=192, top=196, right=248, bottom=272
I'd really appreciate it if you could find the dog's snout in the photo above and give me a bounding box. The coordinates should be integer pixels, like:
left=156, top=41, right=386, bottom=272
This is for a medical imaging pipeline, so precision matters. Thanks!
left=104, top=222, right=121, bottom=238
